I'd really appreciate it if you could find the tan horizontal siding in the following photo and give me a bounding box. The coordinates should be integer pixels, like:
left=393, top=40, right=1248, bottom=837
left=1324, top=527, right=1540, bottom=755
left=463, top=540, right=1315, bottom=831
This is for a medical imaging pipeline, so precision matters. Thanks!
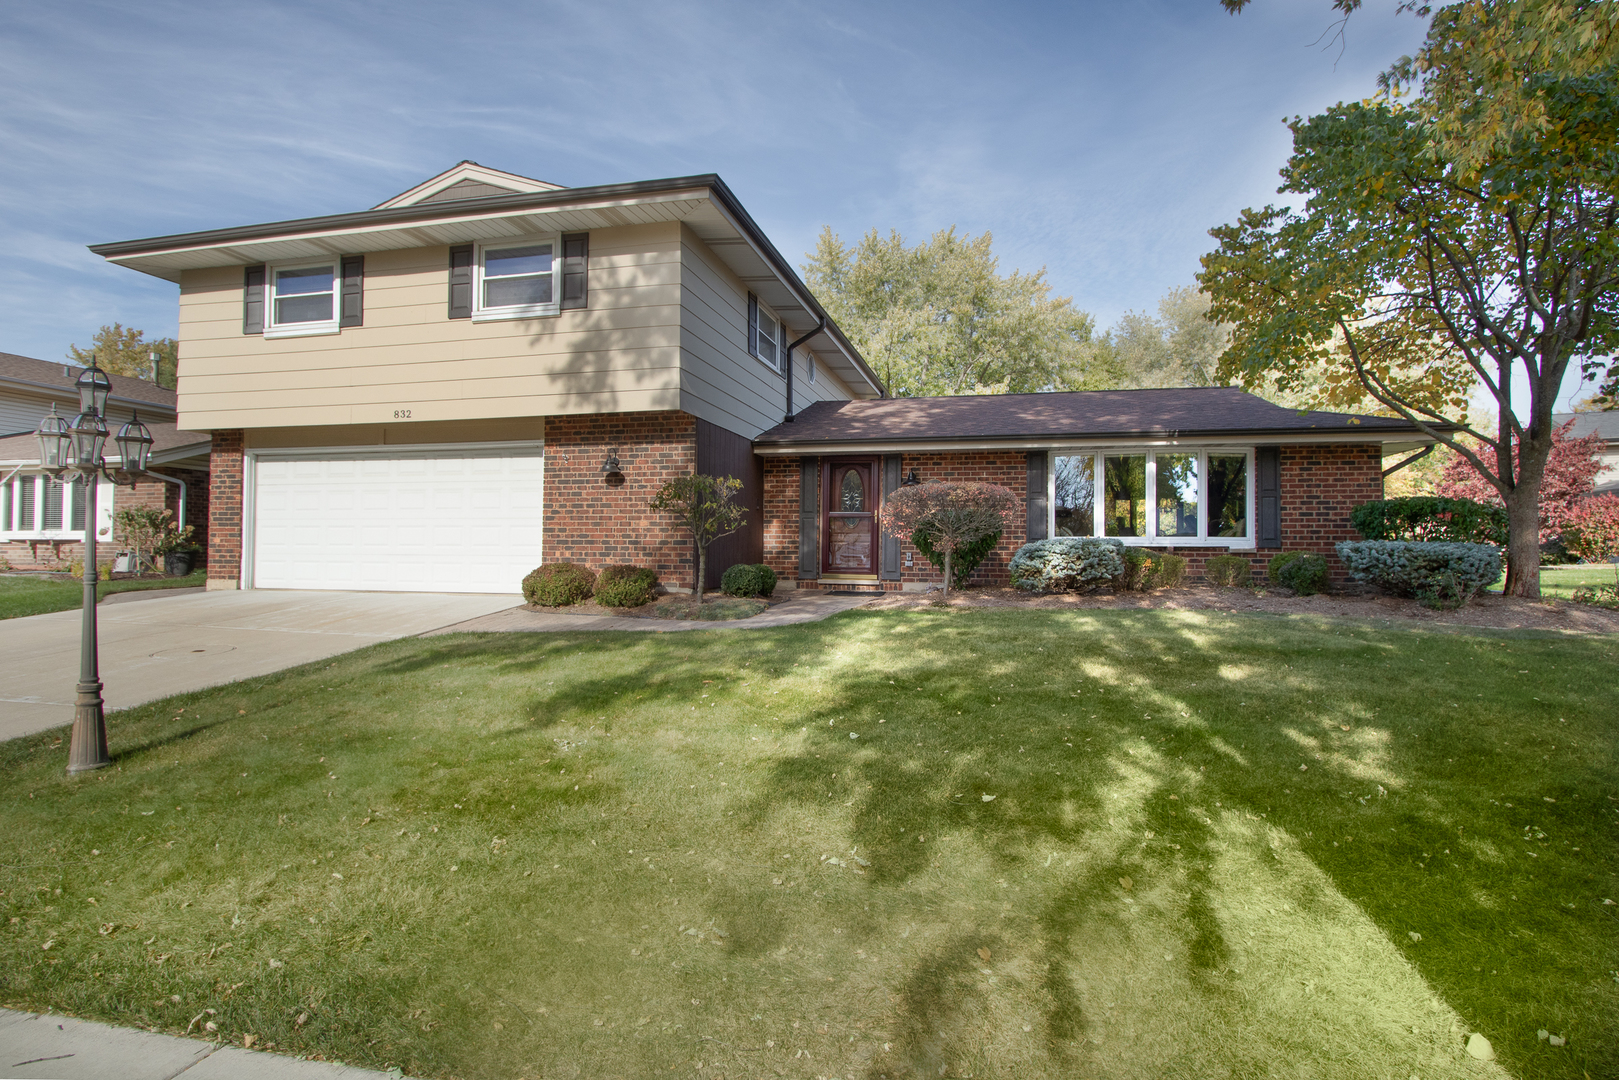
left=245, top=417, right=546, bottom=450
left=178, top=223, right=682, bottom=430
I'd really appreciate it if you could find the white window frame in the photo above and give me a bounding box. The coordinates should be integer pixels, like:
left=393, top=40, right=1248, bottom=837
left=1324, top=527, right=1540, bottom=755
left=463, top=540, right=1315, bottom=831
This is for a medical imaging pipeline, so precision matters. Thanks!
left=0, top=473, right=114, bottom=542
left=264, top=258, right=342, bottom=338
left=752, top=300, right=782, bottom=372
left=472, top=234, right=563, bottom=322
left=1048, top=447, right=1256, bottom=548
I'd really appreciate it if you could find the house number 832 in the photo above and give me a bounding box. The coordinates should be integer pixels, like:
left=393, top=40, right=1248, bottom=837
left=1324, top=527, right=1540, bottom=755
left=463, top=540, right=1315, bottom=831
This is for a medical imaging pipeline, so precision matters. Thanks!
left=392, top=409, right=413, bottom=419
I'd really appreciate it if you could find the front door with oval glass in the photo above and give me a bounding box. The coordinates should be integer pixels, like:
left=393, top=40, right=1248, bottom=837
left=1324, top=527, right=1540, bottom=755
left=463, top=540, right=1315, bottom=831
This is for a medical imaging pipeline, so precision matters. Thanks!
left=822, top=458, right=878, bottom=576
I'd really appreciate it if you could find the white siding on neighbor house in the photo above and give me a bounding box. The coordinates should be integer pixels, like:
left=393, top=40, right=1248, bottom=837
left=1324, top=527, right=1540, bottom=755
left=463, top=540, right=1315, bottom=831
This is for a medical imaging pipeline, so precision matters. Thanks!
left=176, top=223, right=684, bottom=432
left=675, top=226, right=853, bottom=439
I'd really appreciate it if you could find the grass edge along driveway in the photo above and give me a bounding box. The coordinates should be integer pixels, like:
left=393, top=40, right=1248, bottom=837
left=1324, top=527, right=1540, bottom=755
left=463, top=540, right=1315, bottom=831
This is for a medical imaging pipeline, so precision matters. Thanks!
left=1, top=608, right=1613, bottom=1080
left=0, top=570, right=205, bottom=620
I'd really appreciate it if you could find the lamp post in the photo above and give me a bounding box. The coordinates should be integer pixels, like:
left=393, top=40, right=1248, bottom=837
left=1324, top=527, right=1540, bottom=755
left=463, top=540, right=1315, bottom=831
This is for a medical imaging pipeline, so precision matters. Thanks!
left=36, top=357, right=153, bottom=775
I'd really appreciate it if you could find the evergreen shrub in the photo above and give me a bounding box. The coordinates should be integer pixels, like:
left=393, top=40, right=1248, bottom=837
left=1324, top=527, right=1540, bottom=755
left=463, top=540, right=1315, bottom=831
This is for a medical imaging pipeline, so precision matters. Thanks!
left=594, top=565, right=658, bottom=607
left=522, top=562, right=596, bottom=606
left=1275, top=552, right=1329, bottom=596
left=1203, top=553, right=1252, bottom=587
left=1350, top=497, right=1508, bottom=545
left=1008, top=537, right=1125, bottom=592
left=1335, top=540, right=1502, bottom=606
left=720, top=563, right=777, bottom=598
left=913, top=530, right=1001, bottom=589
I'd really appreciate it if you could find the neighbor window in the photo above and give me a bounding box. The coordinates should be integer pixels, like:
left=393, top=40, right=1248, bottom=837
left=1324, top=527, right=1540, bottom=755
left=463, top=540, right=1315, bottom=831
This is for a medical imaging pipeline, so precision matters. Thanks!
left=473, top=236, right=561, bottom=321
left=0, top=474, right=100, bottom=538
left=265, top=261, right=339, bottom=337
left=1051, top=449, right=1251, bottom=546
left=756, top=310, right=779, bottom=367
left=748, top=293, right=783, bottom=372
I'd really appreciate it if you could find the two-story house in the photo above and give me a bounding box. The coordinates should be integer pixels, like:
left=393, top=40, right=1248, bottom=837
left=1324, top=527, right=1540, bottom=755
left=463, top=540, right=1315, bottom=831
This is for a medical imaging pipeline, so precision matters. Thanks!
left=0, top=352, right=210, bottom=571
left=90, top=162, right=1435, bottom=595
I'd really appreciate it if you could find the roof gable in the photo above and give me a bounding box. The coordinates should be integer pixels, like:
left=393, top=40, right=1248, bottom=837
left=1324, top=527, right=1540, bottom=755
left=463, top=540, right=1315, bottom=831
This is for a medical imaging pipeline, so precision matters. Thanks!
left=372, top=161, right=566, bottom=209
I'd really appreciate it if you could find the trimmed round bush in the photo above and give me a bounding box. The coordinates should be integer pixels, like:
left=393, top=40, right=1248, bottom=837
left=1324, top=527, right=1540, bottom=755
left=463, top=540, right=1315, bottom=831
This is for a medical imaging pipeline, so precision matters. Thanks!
left=1009, top=537, right=1125, bottom=592
left=1114, top=548, right=1189, bottom=591
left=1335, top=540, right=1503, bottom=605
left=1276, top=552, right=1329, bottom=595
left=1267, top=550, right=1305, bottom=584
left=594, top=564, right=658, bottom=608
left=522, top=562, right=596, bottom=606
left=720, top=563, right=777, bottom=598
left=1204, top=553, right=1252, bottom=587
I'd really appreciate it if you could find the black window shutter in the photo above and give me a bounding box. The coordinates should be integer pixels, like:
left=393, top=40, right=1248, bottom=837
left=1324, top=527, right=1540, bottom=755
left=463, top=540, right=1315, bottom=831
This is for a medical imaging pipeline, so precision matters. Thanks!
left=798, top=458, right=819, bottom=578
left=1026, top=452, right=1049, bottom=542
left=1257, top=446, right=1281, bottom=548
left=561, top=232, right=588, bottom=310
left=748, top=293, right=759, bottom=358
left=448, top=244, right=474, bottom=319
left=243, top=265, right=266, bottom=334
left=339, top=255, right=364, bottom=327
left=880, top=456, right=902, bottom=580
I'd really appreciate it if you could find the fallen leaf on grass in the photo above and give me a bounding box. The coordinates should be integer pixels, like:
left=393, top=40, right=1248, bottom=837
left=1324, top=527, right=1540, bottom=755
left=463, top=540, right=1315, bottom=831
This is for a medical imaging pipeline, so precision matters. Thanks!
left=1119, top=876, right=1133, bottom=891
left=981, top=794, right=996, bottom=802
left=977, top=947, right=992, bottom=962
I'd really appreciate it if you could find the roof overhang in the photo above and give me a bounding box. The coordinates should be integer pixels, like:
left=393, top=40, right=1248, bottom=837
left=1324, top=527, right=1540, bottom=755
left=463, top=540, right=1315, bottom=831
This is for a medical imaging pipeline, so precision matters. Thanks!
left=752, top=429, right=1441, bottom=456
left=90, top=174, right=884, bottom=399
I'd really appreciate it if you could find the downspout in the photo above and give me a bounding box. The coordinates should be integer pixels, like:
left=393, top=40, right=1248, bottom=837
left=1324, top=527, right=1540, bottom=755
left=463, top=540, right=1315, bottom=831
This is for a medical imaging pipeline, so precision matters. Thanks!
left=143, top=470, right=188, bottom=535
left=783, top=317, right=825, bottom=423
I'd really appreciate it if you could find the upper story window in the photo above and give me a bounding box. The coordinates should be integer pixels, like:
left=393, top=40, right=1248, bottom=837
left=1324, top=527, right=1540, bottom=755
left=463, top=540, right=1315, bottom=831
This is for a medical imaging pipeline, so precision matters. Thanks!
left=748, top=293, right=782, bottom=372
left=265, top=261, right=339, bottom=337
left=1051, top=448, right=1253, bottom=547
left=473, top=236, right=561, bottom=321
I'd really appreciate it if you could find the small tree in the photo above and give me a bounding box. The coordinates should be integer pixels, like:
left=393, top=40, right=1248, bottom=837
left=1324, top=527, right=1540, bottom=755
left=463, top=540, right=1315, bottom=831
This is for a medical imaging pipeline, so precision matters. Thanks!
left=1437, top=419, right=1604, bottom=545
left=1562, top=494, right=1619, bottom=587
left=880, top=481, right=1019, bottom=594
left=113, top=506, right=171, bottom=573
left=647, top=474, right=748, bottom=606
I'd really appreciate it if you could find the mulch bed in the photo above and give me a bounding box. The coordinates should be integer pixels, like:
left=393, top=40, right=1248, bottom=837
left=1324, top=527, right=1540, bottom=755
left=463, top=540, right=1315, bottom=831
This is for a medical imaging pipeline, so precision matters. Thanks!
left=524, top=593, right=784, bottom=621
left=863, top=583, right=1619, bottom=634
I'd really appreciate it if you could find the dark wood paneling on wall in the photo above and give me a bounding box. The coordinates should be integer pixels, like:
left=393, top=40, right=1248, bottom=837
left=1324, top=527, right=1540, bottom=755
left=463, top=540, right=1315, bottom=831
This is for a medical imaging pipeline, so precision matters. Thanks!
left=695, top=417, right=764, bottom=589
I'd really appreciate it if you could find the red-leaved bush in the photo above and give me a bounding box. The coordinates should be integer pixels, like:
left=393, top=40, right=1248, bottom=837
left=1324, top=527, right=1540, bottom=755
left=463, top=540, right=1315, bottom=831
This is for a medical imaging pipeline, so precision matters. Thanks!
left=1436, top=419, right=1604, bottom=542
left=1561, top=494, right=1619, bottom=569
left=880, top=481, right=1019, bottom=593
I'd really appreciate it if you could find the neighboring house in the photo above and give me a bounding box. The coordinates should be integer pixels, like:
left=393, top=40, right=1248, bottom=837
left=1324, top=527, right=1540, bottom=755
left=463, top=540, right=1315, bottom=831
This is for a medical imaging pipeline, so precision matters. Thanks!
left=89, top=162, right=1435, bottom=595
left=0, top=352, right=210, bottom=571
left=1554, top=411, right=1619, bottom=496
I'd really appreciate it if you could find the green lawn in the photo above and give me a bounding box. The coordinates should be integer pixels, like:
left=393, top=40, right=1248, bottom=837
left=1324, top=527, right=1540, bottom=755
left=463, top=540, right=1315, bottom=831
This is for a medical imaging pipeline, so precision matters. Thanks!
left=1491, top=563, right=1619, bottom=600
left=1, top=610, right=1613, bottom=1080
left=0, top=570, right=206, bottom=620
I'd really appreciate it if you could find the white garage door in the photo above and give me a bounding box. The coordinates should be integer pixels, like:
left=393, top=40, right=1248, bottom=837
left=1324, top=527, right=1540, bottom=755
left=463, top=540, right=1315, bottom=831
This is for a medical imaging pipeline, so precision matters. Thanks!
left=251, top=452, right=544, bottom=593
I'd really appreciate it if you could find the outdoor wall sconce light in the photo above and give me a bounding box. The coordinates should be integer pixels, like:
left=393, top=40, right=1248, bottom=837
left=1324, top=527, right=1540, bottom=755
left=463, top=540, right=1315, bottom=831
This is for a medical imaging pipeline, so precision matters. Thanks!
left=900, top=469, right=921, bottom=486
left=600, top=448, right=624, bottom=483
left=34, top=358, right=154, bottom=776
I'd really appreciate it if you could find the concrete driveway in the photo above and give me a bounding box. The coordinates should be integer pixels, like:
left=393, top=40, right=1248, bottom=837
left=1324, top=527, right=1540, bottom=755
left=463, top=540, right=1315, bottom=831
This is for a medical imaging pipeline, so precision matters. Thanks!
left=0, top=590, right=521, bottom=743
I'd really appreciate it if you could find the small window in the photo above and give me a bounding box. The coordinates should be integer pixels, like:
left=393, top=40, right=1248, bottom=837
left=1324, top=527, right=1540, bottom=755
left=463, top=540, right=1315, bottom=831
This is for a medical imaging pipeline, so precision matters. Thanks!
left=474, top=237, right=561, bottom=321
left=264, top=261, right=339, bottom=337
left=41, top=478, right=64, bottom=531
left=17, top=476, right=35, bottom=532
left=806, top=355, right=816, bottom=383
left=757, top=310, right=779, bottom=368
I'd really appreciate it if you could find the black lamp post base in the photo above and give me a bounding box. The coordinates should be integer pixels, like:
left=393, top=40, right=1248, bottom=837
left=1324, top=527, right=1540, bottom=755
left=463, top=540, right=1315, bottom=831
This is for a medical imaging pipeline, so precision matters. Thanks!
left=66, top=680, right=111, bottom=774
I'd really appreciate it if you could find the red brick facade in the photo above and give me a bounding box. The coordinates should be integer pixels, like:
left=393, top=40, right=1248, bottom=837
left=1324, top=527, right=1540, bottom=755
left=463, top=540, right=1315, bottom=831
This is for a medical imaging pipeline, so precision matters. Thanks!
left=541, top=411, right=700, bottom=589
left=207, top=430, right=245, bottom=587
left=764, top=442, right=1384, bottom=590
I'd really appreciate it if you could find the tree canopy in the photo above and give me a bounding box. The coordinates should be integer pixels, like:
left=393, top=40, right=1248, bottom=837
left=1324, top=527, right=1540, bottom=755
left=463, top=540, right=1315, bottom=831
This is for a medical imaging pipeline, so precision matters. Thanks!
left=67, top=323, right=178, bottom=390
left=803, top=227, right=1117, bottom=397
left=1200, top=0, right=1619, bottom=596
left=1095, top=286, right=1231, bottom=389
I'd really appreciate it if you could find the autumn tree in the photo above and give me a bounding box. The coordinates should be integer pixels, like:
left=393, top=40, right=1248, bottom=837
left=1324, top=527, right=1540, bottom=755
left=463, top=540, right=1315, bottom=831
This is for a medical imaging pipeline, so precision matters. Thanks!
left=1097, top=286, right=1232, bottom=389
left=647, top=474, right=748, bottom=606
left=803, top=227, right=1118, bottom=397
left=67, top=324, right=178, bottom=390
left=1436, top=418, right=1604, bottom=540
left=1201, top=0, right=1619, bottom=596
left=879, top=481, right=1019, bottom=595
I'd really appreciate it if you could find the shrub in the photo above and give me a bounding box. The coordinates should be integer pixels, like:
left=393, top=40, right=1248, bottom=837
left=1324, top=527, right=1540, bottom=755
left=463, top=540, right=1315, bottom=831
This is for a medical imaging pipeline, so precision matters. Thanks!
left=1349, top=496, right=1509, bottom=545
left=1561, top=494, right=1619, bottom=569
left=1335, top=540, right=1503, bottom=605
left=1009, top=537, right=1125, bottom=592
left=522, top=562, right=596, bottom=606
left=915, top=530, right=1001, bottom=589
left=1114, top=549, right=1189, bottom=591
left=881, top=482, right=1019, bottom=594
left=1276, top=553, right=1329, bottom=595
left=594, top=565, right=658, bottom=607
left=1267, top=550, right=1305, bottom=584
left=720, top=563, right=777, bottom=598
left=1203, top=553, right=1252, bottom=587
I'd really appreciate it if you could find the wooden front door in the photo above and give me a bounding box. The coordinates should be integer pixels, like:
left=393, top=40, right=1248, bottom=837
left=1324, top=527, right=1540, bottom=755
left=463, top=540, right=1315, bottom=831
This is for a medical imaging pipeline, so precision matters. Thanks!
left=822, top=458, right=879, bottom=575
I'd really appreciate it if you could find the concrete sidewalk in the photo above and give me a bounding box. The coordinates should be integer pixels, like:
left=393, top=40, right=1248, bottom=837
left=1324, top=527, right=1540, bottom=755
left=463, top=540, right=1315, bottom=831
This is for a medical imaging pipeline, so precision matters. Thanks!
left=1, top=590, right=521, bottom=743
left=429, top=588, right=874, bottom=634
left=0, top=1008, right=399, bottom=1079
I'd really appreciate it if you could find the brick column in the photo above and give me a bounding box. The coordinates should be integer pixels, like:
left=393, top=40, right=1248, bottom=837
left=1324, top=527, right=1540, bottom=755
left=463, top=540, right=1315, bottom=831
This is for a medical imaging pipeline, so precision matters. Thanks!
left=207, top=430, right=244, bottom=590
left=1279, top=443, right=1383, bottom=584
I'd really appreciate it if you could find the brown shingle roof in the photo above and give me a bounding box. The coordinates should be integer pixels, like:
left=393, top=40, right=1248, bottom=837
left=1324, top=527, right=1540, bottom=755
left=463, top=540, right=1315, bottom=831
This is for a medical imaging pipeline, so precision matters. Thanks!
left=753, top=388, right=1433, bottom=448
left=0, top=351, right=178, bottom=413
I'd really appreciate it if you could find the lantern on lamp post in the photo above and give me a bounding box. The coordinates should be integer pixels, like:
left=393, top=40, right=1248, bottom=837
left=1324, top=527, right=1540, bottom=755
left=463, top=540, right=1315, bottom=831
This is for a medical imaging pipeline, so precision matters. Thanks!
left=35, top=357, right=154, bottom=774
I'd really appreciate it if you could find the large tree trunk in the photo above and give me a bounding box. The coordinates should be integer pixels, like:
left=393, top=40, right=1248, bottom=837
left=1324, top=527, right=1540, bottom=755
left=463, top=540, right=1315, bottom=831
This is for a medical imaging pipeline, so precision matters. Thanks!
left=1502, top=485, right=1542, bottom=598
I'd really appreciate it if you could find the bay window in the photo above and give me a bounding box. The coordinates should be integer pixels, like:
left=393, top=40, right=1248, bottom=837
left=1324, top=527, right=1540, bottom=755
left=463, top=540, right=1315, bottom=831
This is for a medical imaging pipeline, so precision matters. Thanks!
left=1053, top=448, right=1252, bottom=546
left=0, top=474, right=110, bottom=540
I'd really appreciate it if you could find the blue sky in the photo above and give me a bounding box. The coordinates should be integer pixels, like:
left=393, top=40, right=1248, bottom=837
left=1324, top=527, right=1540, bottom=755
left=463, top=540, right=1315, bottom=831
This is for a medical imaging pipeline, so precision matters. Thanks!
left=0, top=0, right=1596, bottom=407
